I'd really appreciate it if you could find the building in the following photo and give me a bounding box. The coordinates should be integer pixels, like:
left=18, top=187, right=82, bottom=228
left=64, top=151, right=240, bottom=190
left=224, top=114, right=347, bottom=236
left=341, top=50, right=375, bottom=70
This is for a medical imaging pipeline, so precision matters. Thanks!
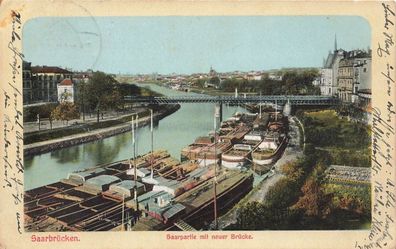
left=319, top=35, right=345, bottom=96
left=22, top=61, right=33, bottom=104
left=357, top=89, right=371, bottom=108
left=319, top=68, right=333, bottom=95
left=312, top=76, right=321, bottom=87
left=268, top=73, right=283, bottom=81
left=337, top=58, right=354, bottom=102
left=319, top=35, right=371, bottom=102
left=321, top=50, right=345, bottom=96
left=57, top=78, right=77, bottom=102
left=351, top=56, right=371, bottom=103
left=337, top=50, right=371, bottom=103
left=30, top=65, right=73, bottom=103
left=73, top=70, right=92, bottom=84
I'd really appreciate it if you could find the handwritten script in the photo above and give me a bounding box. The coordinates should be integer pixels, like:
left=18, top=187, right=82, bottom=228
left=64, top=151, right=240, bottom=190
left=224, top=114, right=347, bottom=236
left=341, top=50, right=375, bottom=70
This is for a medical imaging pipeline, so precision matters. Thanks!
left=356, top=2, right=395, bottom=249
left=1, top=10, right=24, bottom=234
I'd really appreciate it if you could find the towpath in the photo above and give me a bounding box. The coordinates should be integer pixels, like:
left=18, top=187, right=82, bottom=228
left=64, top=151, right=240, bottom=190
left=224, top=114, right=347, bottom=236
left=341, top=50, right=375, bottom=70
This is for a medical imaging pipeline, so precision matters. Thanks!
left=24, top=105, right=180, bottom=156
left=24, top=108, right=147, bottom=133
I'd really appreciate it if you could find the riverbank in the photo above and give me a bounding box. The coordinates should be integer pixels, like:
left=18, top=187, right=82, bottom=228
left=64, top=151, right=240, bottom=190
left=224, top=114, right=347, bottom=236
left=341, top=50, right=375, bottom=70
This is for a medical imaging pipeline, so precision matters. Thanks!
left=24, top=104, right=180, bottom=157
left=146, top=82, right=255, bottom=97
left=24, top=83, right=248, bottom=190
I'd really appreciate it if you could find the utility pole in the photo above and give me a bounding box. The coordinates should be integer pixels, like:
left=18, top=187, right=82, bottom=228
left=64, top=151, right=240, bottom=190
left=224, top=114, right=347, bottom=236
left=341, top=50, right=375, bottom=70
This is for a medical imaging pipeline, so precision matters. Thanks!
left=150, top=109, right=154, bottom=178
left=82, top=82, right=85, bottom=121
left=213, top=105, right=218, bottom=230
left=47, top=80, right=50, bottom=102
left=133, top=114, right=139, bottom=217
left=121, top=193, right=125, bottom=231
left=259, top=91, right=262, bottom=119
left=131, top=116, right=139, bottom=219
left=37, top=114, right=41, bottom=131
left=136, top=114, right=139, bottom=157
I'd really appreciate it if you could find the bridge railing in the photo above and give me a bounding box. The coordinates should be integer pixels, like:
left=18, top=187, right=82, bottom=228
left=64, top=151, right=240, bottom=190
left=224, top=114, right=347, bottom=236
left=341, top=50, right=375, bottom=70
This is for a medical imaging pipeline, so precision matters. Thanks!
left=124, top=95, right=339, bottom=105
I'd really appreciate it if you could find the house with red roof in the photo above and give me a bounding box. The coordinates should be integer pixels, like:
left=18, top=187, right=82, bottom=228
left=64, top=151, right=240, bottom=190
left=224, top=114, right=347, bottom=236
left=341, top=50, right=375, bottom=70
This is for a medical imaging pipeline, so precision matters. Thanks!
left=57, top=78, right=76, bottom=102
left=24, top=63, right=73, bottom=104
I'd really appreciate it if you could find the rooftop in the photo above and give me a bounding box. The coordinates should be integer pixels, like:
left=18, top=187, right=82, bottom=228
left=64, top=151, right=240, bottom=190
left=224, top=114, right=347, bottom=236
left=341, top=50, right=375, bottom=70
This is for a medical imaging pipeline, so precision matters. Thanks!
left=59, top=78, right=73, bottom=86
left=85, top=175, right=121, bottom=186
left=110, top=180, right=144, bottom=190
left=31, top=66, right=72, bottom=74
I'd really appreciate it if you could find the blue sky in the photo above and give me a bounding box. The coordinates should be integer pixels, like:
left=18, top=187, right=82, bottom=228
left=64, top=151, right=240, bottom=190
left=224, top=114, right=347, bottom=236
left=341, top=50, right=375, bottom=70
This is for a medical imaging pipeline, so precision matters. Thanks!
left=23, top=16, right=371, bottom=74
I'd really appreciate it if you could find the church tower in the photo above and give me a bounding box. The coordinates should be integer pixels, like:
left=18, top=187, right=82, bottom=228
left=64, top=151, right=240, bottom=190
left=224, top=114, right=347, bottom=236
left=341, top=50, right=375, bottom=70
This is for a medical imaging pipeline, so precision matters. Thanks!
left=334, top=34, right=338, bottom=51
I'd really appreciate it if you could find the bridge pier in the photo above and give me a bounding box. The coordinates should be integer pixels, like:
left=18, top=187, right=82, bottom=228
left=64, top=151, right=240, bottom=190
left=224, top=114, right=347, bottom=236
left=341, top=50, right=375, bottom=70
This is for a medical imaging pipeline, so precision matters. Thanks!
left=219, top=102, right=223, bottom=123
left=283, top=99, right=291, bottom=116
left=214, top=103, right=222, bottom=129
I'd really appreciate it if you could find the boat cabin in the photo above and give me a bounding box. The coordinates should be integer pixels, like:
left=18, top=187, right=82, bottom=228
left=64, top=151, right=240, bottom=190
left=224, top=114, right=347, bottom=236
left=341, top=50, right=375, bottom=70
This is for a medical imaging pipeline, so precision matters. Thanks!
left=82, top=175, right=121, bottom=193
left=67, top=168, right=106, bottom=184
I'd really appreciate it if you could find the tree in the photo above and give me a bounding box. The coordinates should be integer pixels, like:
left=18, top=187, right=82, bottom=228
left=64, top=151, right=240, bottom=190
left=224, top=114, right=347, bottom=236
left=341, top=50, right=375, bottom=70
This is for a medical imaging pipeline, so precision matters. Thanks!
left=209, top=76, right=221, bottom=88
left=265, top=178, right=300, bottom=209
left=83, top=71, right=121, bottom=122
left=59, top=91, right=72, bottom=102
left=281, top=161, right=304, bottom=183
left=293, top=178, right=332, bottom=218
left=51, top=102, right=80, bottom=125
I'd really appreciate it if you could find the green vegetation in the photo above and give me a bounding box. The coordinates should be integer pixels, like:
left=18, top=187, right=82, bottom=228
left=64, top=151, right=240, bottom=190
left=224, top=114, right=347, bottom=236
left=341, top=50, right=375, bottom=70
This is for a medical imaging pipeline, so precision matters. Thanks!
left=50, top=102, right=80, bottom=125
left=24, top=104, right=178, bottom=145
left=231, top=109, right=371, bottom=230
left=79, top=71, right=128, bottom=122
left=24, top=77, right=173, bottom=145
left=77, top=71, right=162, bottom=123
left=23, top=72, right=155, bottom=123
left=336, top=102, right=369, bottom=122
left=297, top=110, right=371, bottom=167
left=195, top=69, right=320, bottom=95
left=24, top=103, right=58, bottom=122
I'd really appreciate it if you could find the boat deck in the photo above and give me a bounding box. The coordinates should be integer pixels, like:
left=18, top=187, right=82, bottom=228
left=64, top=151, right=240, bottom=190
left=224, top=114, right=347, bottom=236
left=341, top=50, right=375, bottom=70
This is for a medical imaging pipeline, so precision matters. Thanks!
left=175, top=170, right=250, bottom=212
left=24, top=150, right=174, bottom=232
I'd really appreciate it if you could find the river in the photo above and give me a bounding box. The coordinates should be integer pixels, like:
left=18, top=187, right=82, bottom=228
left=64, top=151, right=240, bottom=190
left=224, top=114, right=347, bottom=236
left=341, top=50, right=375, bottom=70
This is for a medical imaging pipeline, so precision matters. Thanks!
left=24, top=84, right=247, bottom=190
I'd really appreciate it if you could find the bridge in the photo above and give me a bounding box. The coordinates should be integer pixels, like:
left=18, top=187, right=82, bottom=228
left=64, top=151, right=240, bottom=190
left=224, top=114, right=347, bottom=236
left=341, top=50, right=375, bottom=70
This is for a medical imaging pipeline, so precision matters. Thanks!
left=125, top=95, right=339, bottom=122
left=125, top=95, right=339, bottom=106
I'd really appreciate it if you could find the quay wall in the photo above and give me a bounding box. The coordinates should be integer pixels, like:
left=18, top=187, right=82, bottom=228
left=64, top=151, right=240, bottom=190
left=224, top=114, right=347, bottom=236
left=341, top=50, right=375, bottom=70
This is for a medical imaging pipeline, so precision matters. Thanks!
left=24, top=104, right=180, bottom=157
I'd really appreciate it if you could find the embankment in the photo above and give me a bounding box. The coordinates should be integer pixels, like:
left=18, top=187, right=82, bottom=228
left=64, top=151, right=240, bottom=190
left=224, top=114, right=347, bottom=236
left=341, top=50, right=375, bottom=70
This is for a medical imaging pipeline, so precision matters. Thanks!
left=24, top=104, right=180, bottom=157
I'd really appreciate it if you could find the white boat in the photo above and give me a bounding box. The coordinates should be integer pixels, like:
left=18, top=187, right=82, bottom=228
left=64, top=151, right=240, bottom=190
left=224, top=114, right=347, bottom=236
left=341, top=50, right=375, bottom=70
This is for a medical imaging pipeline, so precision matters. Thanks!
left=252, top=134, right=288, bottom=166
left=221, top=138, right=261, bottom=169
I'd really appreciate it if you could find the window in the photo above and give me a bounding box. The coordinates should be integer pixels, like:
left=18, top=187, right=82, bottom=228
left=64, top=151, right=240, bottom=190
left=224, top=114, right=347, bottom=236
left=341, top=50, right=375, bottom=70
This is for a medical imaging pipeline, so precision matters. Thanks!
left=363, top=68, right=367, bottom=73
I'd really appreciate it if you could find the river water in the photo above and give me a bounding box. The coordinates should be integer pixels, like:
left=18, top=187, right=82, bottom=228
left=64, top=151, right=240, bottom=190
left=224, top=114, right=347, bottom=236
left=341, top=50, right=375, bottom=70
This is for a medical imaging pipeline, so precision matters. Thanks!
left=24, top=84, right=246, bottom=190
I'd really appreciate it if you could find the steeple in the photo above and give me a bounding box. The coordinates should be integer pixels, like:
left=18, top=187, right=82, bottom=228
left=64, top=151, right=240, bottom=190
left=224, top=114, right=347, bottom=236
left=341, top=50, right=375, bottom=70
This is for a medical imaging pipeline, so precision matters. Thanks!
left=334, top=34, right=338, bottom=51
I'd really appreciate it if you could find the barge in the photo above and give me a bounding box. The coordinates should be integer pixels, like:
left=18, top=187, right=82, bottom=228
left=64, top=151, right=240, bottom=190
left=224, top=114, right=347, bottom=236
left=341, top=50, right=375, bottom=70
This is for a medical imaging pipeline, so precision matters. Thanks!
left=130, top=169, right=254, bottom=231
left=24, top=150, right=253, bottom=232
left=252, top=133, right=288, bottom=174
left=25, top=111, right=289, bottom=232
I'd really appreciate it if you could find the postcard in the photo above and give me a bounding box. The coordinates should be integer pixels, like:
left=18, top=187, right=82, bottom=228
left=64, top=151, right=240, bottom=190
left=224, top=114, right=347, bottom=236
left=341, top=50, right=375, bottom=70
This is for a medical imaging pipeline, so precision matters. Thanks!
left=0, top=1, right=395, bottom=249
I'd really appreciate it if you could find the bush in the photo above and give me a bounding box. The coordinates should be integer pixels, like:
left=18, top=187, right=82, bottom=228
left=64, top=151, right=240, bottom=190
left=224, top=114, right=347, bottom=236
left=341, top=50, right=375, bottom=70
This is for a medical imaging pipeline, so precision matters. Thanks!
left=23, top=103, right=58, bottom=122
